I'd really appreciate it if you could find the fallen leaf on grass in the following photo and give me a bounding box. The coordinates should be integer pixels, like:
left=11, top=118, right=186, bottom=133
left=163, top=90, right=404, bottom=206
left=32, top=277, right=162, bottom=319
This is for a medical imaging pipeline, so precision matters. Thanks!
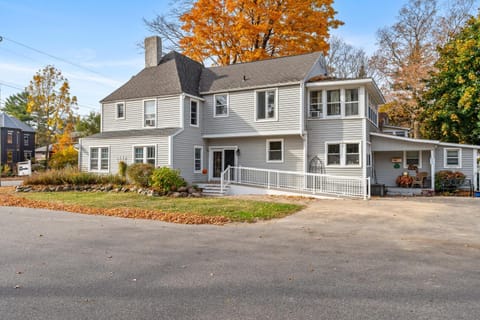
left=0, top=194, right=230, bottom=225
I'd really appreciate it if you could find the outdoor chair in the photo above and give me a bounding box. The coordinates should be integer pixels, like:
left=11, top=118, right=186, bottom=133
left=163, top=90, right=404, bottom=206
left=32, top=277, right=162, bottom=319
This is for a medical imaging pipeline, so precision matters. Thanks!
left=411, top=172, right=428, bottom=188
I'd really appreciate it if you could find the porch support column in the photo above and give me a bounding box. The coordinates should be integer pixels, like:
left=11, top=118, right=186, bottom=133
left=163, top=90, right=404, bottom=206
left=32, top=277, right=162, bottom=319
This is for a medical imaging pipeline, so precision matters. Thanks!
left=474, top=148, right=478, bottom=191
left=430, top=149, right=435, bottom=190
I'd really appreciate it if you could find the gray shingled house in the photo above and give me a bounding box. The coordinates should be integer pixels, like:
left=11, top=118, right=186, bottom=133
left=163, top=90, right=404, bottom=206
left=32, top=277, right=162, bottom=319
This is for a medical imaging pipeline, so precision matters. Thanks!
left=79, top=37, right=479, bottom=197
left=0, top=113, right=35, bottom=169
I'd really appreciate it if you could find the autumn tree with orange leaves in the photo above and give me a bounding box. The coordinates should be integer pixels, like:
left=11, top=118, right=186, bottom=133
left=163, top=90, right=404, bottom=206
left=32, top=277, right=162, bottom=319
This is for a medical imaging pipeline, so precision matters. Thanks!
left=27, top=65, right=78, bottom=169
left=177, top=0, right=342, bottom=65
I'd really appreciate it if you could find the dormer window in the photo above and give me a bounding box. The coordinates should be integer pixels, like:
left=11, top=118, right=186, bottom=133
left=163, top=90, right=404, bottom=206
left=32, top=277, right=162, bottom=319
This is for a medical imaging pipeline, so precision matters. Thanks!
left=116, top=102, right=125, bottom=119
left=143, top=100, right=156, bottom=127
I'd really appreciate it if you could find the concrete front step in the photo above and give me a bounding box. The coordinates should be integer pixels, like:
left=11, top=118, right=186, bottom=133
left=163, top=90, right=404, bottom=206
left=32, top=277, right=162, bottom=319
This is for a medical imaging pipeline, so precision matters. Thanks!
left=197, top=183, right=230, bottom=196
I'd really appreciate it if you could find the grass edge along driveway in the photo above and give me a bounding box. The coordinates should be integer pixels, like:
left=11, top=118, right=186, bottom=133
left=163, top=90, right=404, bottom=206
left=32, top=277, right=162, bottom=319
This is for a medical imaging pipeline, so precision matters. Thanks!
left=1, top=191, right=304, bottom=224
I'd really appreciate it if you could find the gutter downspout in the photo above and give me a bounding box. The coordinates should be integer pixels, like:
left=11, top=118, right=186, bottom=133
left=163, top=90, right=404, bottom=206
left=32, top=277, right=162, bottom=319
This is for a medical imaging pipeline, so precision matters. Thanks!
left=473, top=148, right=478, bottom=191
left=430, top=148, right=436, bottom=190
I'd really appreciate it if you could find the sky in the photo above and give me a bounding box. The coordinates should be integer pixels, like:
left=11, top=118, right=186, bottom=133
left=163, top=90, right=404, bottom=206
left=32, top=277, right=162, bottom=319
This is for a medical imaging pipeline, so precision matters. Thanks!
left=0, top=0, right=407, bottom=115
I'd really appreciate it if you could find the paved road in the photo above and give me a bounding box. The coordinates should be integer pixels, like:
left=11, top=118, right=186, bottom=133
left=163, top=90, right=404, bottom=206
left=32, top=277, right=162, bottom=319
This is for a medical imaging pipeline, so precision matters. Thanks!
left=1, top=197, right=479, bottom=319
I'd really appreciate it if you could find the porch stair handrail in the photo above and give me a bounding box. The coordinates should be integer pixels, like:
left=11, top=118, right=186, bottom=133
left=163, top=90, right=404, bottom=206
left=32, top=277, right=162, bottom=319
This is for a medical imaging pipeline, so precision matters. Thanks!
left=221, top=166, right=370, bottom=199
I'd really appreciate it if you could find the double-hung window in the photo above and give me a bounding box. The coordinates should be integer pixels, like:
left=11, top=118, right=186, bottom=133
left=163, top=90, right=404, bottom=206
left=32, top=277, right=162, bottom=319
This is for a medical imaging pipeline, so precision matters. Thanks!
left=309, top=90, right=323, bottom=118
left=194, top=146, right=203, bottom=172
left=345, top=89, right=359, bottom=116
left=444, top=148, right=461, bottom=168
left=326, top=142, right=361, bottom=166
left=134, top=146, right=155, bottom=165
left=116, top=102, right=125, bottom=119
left=23, top=134, right=29, bottom=146
left=214, top=94, right=228, bottom=117
left=326, top=90, right=341, bottom=116
left=345, top=143, right=360, bottom=165
left=256, top=89, right=276, bottom=121
left=266, top=139, right=283, bottom=162
left=404, top=151, right=421, bottom=168
left=90, top=147, right=109, bottom=171
left=7, top=131, right=13, bottom=144
left=190, top=100, right=199, bottom=126
left=144, top=100, right=156, bottom=127
left=327, top=144, right=341, bottom=165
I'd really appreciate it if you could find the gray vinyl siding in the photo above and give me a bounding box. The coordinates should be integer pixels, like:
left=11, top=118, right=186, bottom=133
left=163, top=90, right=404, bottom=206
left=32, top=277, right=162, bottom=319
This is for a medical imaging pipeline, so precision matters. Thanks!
left=102, top=96, right=181, bottom=132
left=371, top=136, right=435, bottom=152
left=373, top=150, right=431, bottom=186
left=208, top=135, right=304, bottom=172
left=306, top=119, right=363, bottom=177
left=158, top=96, right=182, bottom=128
left=172, top=96, right=207, bottom=183
left=79, top=135, right=169, bottom=174
left=435, top=147, right=475, bottom=180
left=202, top=85, right=301, bottom=136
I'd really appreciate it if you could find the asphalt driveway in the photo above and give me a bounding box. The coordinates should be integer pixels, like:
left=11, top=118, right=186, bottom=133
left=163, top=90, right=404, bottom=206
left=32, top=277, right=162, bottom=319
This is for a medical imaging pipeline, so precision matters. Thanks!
left=1, top=197, right=479, bottom=319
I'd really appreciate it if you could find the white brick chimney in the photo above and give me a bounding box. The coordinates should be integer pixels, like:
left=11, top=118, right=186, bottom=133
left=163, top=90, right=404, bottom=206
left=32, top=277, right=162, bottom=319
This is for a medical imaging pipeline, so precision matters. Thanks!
left=145, top=36, right=162, bottom=68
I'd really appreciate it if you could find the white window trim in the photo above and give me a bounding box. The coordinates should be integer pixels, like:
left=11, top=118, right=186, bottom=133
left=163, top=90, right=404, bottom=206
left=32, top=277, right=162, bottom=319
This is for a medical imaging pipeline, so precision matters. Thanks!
left=213, top=93, right=229, bottom=118
left=190, top=99, right=199, bottom=127
left=403, top=150, right=422, bottom=169
left=193, top=146, right=204, bottom=173
left=143, top=99, right=157, bottom=128
left=255, top=88, right=279, bottom=122
left=132, top=145, right=157, bottom=166
left=325, top=141, right=362, bottom=168
left=266, top=138, right=284, bottom=163
left=89, top=146, right=110, bottom=172
left=443, top=148, right=462, bottom=168
left=115, top=101, right=126, bottom=120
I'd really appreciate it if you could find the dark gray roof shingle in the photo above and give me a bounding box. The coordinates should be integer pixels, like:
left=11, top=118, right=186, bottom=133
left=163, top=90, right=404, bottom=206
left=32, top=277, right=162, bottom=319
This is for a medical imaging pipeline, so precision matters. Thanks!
left=83, top=128, right=180, bottom=140
left=0, top=113, right=35, bottom=132
left=199, top=52, right=322, bottom=93
left=101, top=51, right=322, bottom=102
left=101, top=52, right=203, bottom=103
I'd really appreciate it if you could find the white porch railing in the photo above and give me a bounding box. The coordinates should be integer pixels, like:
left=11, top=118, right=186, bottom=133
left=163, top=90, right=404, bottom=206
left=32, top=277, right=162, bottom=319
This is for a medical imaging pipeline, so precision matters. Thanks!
left=221, top=166, right=370, bottom=199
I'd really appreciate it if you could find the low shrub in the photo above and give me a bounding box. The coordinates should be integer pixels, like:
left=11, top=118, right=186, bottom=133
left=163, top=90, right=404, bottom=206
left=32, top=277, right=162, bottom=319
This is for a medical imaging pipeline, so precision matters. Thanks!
left=434, top=170, right=466, bottom=191
left=150, top=167, right=186, bottom=193
left=126, top=163, right=155, bottom=187
left=23, top=168, right=126, bottom=186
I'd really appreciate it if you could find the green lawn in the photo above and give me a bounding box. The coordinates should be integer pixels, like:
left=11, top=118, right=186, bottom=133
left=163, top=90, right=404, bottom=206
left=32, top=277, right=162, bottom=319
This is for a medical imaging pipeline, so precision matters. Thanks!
left=21, top=192, right=304, bottom=222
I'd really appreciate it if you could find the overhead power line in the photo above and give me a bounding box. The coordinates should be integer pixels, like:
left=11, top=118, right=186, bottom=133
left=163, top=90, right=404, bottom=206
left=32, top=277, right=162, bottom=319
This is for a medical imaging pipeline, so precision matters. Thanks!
left=0, top=80, right=24, bottom=91
left=1, top=35, right=110, bottom=78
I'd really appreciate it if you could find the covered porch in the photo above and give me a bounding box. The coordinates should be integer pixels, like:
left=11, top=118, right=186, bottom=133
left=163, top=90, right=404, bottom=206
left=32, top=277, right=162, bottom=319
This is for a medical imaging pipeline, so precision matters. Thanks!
left=370, top=133, right=437, bottom=190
